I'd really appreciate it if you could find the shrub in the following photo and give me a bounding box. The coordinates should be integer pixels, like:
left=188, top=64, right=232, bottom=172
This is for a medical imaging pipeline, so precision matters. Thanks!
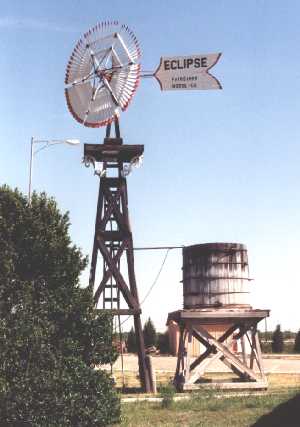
left=272, top=324, right=284, bottom=353
left=143, top=318, right=157, bottom=348
left=157, top=331, right=171, bottom=354
left=159, top=383, right=176, bottom=408
left=294, top=330, right=300, bottom=353
left=127, top=327, right=138, bottom=353
left=0, top=186, right=120, bottom=426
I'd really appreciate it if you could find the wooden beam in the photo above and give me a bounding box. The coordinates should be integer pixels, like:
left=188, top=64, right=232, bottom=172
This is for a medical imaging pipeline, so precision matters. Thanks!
left=219, top=355, right=249, bottom=380
left=192, top=328, right=211, bottom=349
left=98, top=230, right=128, bottom=241
left=188, top=350, right=223, bottom=384
left=168, top=309, right=270, bottom=322
left=94, top=241, right=126, bottom=303
left=234, top=320, right=258, bottom=339
left=196, top=325, right=259, bottom=381
left=254, top=330, right=267, bottom=381
left=89, top=182, right=104, bottom=291
left=181, top=381, right=268, bottom=391
left=250, top=329, right=256, bottom=370
left=84, top=143, right=144, bottom=163
left=188, top=324, right=241, bottom=384
left=190, top=324, right=238, bottom=371
left=241, top=334, right=247, bottom=366
left=97, top=237, right=139, bottom=310
left=101, top=186, right=127, bottom=232
left=185, top=329, right=193, bottom=383
left=96, top=308, right=141, bottom=315
left=175, top=326, right=185, bottom=382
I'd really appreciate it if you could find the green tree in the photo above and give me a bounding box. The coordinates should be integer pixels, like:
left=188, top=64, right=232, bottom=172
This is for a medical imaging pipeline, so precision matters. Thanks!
left=143, top=317, right=157, bottom=348
left=157, top=331, right=171, bottom=354
left=126, top=327, right=137, bottom=353
left=294, top=330, right=300, bottom=353
left=271, top=324, right=284, bottom=353
left=0, top=186, right=120, bottom=426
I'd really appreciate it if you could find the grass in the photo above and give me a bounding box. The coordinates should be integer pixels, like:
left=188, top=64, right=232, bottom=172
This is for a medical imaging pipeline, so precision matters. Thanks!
left=119, top=389, right=300, bottom=426
left=114, top=373, right=300, bottom=426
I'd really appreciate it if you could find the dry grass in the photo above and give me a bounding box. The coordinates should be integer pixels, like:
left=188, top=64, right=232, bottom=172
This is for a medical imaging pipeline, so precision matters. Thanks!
left=113, top=371, right=300, bottom=394
left=267, top=373, right=300, bottom=391
left=112, top=372, right=300, bottom=426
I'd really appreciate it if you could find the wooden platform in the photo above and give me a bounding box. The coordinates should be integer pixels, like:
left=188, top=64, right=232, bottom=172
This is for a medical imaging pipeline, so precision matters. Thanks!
left=180, top=380, right=268, bottom=391
left=167, top=308, right=270, bottom=325
left=84, top=140, right=144, bottom=163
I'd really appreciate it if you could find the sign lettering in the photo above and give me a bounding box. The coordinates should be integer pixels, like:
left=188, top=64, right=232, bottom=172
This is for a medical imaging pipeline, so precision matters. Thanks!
left=154, top=53, right=222, bottom=91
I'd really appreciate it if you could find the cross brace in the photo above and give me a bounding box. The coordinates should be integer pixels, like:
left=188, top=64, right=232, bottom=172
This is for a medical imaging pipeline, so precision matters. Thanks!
left=172, top=314, right=268, bottom=391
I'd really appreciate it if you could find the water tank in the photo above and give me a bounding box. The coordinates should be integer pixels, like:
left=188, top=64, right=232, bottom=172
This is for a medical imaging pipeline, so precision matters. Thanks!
left=182, top=243, right=251, bottom=309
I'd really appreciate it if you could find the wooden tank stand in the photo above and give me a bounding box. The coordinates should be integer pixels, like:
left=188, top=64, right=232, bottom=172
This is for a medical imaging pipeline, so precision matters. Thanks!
left=167, top=308, right=269, bottom=391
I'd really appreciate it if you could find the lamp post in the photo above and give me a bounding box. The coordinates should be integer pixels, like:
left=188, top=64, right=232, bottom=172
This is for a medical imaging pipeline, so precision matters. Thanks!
left=28, top=137, right=80, bottom=204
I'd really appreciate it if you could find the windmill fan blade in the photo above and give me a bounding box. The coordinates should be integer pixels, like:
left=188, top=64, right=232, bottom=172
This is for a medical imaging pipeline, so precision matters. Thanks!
left=65, top=21, right=141, bottom=127
left=110, top=64, right=141, bottom=110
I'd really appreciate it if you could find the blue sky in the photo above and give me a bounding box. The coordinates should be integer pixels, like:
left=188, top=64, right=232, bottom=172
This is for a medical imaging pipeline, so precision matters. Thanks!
left=1, top=1, right=300, bottom=332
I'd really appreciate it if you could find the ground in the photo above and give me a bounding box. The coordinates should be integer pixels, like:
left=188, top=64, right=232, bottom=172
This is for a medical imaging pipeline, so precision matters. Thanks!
left=109, top=353, right=300, bottom=374
left=104, top=353, right=300, bottom=389
left=104, top=354, right=300, bottom=426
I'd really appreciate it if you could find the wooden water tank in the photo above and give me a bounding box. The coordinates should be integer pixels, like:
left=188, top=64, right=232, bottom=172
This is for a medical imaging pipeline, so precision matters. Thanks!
left=182, top=243, right=251, bottom=309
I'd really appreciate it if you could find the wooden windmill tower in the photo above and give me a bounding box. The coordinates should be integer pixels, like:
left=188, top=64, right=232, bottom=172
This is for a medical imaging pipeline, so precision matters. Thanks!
left=64, top=22, right=151, bottom=392
left=84, top=121, right=151, bottom=392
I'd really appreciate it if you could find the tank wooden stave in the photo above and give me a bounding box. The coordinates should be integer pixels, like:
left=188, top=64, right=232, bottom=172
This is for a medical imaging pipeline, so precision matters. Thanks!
left=182, top=243, right=251, bottom=309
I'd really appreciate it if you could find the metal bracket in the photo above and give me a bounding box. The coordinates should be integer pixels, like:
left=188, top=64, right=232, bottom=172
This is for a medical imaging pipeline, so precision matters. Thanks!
left=82, top=155, right=106, bottom=177
left=121, top=154, right=143, bottom=177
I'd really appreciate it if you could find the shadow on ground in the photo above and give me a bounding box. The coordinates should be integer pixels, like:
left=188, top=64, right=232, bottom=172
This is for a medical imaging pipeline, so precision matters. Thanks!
left=251, top=393, right=300, bottom=427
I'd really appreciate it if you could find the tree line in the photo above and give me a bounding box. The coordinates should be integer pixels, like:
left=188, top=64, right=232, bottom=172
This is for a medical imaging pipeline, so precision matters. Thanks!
left=125, top=318, right=300, bottom=355
left=126, top=317, right=171, bottom=354
left=260, top=325, right=300, bottom=354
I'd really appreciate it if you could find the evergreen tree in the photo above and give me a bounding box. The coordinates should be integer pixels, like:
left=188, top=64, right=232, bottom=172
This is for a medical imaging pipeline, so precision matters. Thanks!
left=271, top=324, right=284, bottom=353
left=143, top=317, right=157, bottom=348
left=0, top=186, right=120, bottom=426
left=157, top=331, right=171, bottom=354
left=294, top=330, right=300, bottom=353
left=126, top=327, right=138, bottom=353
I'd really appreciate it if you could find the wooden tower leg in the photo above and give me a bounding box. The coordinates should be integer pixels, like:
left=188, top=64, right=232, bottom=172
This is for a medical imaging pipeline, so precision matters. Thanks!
left=240, top=328, right=247, bottom=366
left=174, top=326, right=188, bottom=389
left=134, top=315, right=150, bottom=391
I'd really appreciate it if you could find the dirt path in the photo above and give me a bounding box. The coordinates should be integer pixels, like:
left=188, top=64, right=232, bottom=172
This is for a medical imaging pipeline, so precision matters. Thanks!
left=107, top=354, right=300, bottom=373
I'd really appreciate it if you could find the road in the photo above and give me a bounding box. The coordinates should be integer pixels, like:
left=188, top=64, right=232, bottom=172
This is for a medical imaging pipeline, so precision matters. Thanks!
left=110, top=354, right=300, bottom=374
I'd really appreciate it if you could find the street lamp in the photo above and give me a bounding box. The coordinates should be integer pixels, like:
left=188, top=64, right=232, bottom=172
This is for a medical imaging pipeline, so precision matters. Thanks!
left=28, top=137, right=80, bottom=204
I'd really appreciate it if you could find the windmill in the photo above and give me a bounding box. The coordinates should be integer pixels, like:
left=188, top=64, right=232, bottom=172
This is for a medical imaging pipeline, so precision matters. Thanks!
left=65, top=21, right=222, bottom=393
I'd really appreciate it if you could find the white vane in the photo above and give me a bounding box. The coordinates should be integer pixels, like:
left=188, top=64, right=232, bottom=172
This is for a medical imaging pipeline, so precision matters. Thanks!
left=65, top=22, right=222, bottom=128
